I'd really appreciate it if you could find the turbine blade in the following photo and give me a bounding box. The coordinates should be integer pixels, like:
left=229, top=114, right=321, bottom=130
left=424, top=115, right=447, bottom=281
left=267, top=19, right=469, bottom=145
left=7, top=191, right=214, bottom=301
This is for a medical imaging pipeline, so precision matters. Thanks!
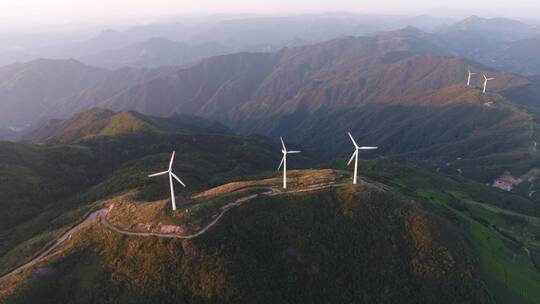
left=359, top=146, right=378, bottom=150
left=148, top=171, right=169, bottom=177
left=348, top=132, right=359, bottom=148
left=171, top=172, right=186, bottom=187
left=483, top=74, right=487, bottom=80
left=280, top=136, right=286, bottom=151
left=278, top=155, right=285, bottom=171
left=287, top=150, right=301, bottom=154
left=168, top=151, right=175, bottom=170
left=347, top=151, right=357, bottom=166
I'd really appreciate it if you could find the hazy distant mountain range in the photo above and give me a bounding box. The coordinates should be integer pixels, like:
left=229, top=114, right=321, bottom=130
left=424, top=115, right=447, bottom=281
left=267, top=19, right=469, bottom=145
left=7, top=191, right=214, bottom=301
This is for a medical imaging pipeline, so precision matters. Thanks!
left=0, top=13, right=454, bottom=67
left=1, top=14, right=540, bottom=73
left=79, top=38, right=233, bottom=69
left=0, top=26, right=536, bottom=183
left=0, top=14, right=539, bottom=182
left=436, top=16, right=540, bottom=76
left=0, top=59, right=107, bottom=134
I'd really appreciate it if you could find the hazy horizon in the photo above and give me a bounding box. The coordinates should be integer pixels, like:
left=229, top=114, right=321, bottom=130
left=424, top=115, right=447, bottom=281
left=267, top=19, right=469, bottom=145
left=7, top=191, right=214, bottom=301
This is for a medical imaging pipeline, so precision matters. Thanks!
left=1, top=0, right=540, bottom=33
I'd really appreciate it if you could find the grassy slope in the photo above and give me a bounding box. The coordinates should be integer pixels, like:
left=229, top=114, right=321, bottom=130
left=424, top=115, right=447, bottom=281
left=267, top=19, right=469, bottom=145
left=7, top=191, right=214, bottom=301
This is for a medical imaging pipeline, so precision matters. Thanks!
left=0, top=142, right=104, bottom=274
left=0, top=131, right=286, bottom=277
left=2, top=162, right=539, bottom=303
left=106, top=170, right=342, bottom=234
left=41, top=108, right=233, bottom=144
left=1, top=176, right=491, bottom=304
left=357, top=160, right=540, bottom=303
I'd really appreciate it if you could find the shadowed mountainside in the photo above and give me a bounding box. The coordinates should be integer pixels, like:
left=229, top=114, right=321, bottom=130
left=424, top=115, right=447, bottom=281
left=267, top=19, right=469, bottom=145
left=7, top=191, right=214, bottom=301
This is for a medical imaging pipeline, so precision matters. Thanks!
left=86, top=33, right=539, bottom=181
left=242, top=86, right=539, bottom=181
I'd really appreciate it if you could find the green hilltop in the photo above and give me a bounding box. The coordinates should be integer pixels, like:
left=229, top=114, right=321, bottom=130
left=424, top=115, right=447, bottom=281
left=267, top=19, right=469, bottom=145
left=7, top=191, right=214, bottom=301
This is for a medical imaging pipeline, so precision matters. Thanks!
left=1, top=164, right=539, bottom=304
left=0, top=109, right=292, bottom=283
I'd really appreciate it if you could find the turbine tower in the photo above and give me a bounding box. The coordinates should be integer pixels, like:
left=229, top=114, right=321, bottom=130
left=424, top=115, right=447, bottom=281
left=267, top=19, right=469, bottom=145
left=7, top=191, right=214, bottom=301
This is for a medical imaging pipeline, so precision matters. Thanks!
left=467, top=69, right=476, bottom=86
left=482, top=74, right=495, bottom=94
left=278, top=137, right=301, bottom=189
left=347, top=132, right=378, bottom=185
left=148, top=151, right=186, bottom=211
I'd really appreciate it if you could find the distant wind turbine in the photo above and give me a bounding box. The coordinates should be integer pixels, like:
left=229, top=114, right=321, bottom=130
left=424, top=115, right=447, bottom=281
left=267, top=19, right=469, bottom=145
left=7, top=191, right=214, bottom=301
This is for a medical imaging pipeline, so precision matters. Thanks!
left=482, top=74, right=495, bottom=94
left=467, top=69, right=476, bottom=86
left=347, top=132, right=378, bottom=185
left=148, top=151, right=186, bottom=211
left=278, top=137, right=301, bottom=189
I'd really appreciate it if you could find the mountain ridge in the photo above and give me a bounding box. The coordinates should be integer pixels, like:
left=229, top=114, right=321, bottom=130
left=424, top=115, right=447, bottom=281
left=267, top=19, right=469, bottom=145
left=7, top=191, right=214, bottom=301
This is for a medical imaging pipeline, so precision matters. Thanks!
left=2, top=30, right=539, bottom=182
left=0, top=169, right=494, bottom=303
left=23, top=108, right=232, bottom=144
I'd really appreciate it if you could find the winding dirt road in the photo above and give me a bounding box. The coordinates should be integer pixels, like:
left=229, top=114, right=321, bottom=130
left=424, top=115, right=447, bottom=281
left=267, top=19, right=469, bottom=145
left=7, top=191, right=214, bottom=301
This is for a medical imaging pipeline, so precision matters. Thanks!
left=0, top=183, right=335, bottom=283
left=0, top=208, right=108, bottom=282
left=100, top=188, right=279, bottom=239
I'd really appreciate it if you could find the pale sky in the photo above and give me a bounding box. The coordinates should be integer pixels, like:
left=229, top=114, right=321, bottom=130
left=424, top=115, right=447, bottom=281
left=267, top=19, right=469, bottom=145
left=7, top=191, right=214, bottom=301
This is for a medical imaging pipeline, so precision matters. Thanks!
left=1, top=0, right=540, bottom=31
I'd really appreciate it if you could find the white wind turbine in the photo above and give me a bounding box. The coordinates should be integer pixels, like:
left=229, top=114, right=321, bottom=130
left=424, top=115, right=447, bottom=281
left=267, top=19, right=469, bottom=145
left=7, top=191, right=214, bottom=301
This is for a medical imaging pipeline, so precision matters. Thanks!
left=347, top=132, right=378, bottom=185
left=467, top=69, right=476, bottom=86
left=278, top=137, right=301, bottom=189
left=148, top=151, right=186, bottom=211
left=482, top=74, right=495, bottom=94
